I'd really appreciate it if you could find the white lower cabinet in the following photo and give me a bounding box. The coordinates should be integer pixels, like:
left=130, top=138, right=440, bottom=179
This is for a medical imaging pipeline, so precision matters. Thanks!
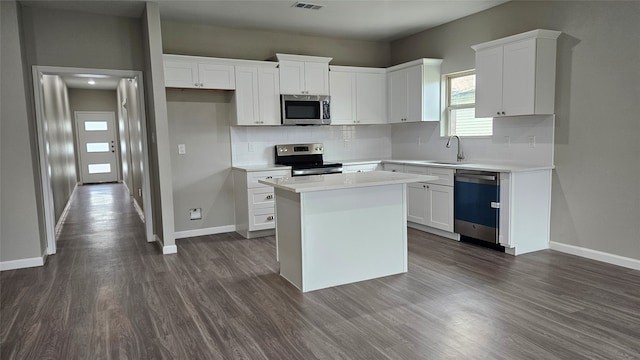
left=233, top=168, right=290, bottom=238
left=384, top=163, right=454, bottom=232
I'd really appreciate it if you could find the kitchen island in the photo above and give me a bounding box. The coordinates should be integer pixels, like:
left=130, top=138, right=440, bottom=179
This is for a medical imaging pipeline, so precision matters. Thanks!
left=259, top=171, right=437, bottom=292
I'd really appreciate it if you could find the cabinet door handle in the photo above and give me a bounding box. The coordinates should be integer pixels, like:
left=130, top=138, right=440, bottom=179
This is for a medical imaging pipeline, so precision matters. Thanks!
left=501, top=111, right=506, bottom=115
left=266, top=195, right=273, bottom=200
left=497, top=111, right=500, bottom=115
left=266, top=176, right=273, bottom=179
left=267, top=215, right=274, bottom=221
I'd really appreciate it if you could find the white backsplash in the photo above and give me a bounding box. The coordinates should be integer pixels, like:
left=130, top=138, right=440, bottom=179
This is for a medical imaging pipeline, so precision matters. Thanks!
left=231, top=125, right=393, bottom=166
left=391, top=115, right=555, bottom=165
left=231, top=115, right=554, bottom=166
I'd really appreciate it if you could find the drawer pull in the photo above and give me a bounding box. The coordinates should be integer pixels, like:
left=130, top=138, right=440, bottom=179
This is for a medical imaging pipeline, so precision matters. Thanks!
left=267, top=216, right=274, bottom=221
left=266, top=195, right=273, bottom=200
left=266, top=176, right=273, bottom=179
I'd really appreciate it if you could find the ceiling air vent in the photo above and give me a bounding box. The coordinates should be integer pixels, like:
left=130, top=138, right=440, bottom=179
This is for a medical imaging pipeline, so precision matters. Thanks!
left=291, top=2, right=323, bottom=10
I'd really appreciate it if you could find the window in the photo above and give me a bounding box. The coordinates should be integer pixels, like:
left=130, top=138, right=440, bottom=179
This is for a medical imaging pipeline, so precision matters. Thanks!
left=443, top=70, right=492, bottom=137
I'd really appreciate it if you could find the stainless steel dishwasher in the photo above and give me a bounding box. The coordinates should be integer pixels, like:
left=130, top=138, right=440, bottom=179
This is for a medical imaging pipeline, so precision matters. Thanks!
left=454, top=169, right=500, bottom=244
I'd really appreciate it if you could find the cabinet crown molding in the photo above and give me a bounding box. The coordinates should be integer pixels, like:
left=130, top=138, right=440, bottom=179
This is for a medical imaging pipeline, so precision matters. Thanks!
left=471, top=29, right=562, bottom=51
left=386, top=58, right=443, bottom=72
left=275, top=53, right=333, bottom=63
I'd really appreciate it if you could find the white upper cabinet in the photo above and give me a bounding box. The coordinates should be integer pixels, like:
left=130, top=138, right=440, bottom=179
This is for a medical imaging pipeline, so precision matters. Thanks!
left=472, top=29, right=561, bottom=118
left=329, top=66, right=386, bottom=125
left=232, top=64, right=280, bottom=126
left=276, top=54, right=332, bottom=95
left=163, top=54, right=235, bottom=89
left=386, top=59, right=443, bottom=123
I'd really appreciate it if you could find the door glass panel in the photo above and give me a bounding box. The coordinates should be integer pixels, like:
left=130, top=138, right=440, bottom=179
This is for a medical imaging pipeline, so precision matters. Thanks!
left=86, top=142, right=110, bottom=153
left=88, top=163, right=111, bottom=174
left=84, top=121, right=108, bottom=131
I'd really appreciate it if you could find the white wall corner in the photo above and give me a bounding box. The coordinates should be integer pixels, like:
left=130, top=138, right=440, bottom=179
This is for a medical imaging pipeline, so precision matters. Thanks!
left=0, top=253, right=46, bottom=271
left=175, top=225, right=237, bottom=240
left=550, top=241, right=640, bottom=271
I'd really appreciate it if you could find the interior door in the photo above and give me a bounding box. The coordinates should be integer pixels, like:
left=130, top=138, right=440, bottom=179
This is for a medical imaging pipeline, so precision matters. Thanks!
left=75, top=111, right=119, bottom=184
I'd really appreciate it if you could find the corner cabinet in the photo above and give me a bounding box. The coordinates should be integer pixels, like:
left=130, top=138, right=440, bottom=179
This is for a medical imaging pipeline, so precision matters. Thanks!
left=329, top=66, right=387, bottom=125
left=232, top=64, right=281, bottom=126
left=472, top=29, right=561, bottom=118
left=386, top=58, right=443, bottom=123
left=233, top=168, right=291, bottom=239
left=163, top=54, right=236, bottom=89
left=276, top=53, right=332, bottom=95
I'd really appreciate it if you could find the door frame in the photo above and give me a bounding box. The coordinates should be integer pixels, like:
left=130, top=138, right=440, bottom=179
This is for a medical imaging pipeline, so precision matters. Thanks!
left=74, top=111, right=120, bottom=184
left=32, top=66, right=155, bottom=254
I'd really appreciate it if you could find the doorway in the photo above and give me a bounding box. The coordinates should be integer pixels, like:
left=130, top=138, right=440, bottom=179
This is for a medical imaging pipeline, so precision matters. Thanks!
left=75, top=111, right=119, bottom=184
left=32, top=66, right=154, bottom=255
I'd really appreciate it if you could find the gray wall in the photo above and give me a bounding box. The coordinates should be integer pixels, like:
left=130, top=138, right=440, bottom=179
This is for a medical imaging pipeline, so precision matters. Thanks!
left=166, top=90, right=235, bottom=232
left=1, top=1, right=46, bottom=263
left=20, top=5, right=145, bottom=70
left=68, top=88, right=118, bottom=182
left=161, top=20, right=391, bottom=68
left=143, top=2, right=175, bottom=249
left=390, top=1, right=640, bottom=260
left=42, top=75, right=77, bottom=223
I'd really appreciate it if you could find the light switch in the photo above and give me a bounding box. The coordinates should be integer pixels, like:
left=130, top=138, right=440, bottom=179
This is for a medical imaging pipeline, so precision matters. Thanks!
left=178, top=144, right=186, bottom=154
left=528, top=136, right=536, bottom=148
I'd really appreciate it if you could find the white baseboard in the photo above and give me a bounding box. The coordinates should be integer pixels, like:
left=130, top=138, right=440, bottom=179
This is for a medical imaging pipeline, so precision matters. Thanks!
left=154, top=234, right=177, bottom=255
left=55, top=184, right=78, bottom=237
left=407, top=222, right=460, bottom=241
left=132, top=198, right=145, bottom=223
left=0, top=254, right=45, bottom=271
left=175, top=225, right=236, bottom=239
left=550, top=241, right=640, bottom=271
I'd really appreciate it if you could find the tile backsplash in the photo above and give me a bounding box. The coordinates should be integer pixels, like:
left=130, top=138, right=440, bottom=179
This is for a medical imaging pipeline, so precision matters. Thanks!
left=231, top=125, right=393, bottom=166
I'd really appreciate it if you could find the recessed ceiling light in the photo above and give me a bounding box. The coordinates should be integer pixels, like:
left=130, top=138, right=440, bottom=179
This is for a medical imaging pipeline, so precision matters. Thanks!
left=75, top=74, right=110, bottom=79
left=88, top=79, right=96, bottom=85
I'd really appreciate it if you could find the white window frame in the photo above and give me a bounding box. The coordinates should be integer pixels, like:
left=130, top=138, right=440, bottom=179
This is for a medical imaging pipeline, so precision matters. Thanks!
left=442, top=70, right=492, bottom=137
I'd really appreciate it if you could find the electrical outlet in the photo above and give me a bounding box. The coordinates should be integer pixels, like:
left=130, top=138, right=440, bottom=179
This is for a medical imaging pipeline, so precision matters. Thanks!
left=343, top=139, right=351, bottom=150
left=189, top=208, right=202, bottom=220
left=178, top=144, right=186, bottom=155
left=247, top=142, right=255, bottom=152
left=528, top=135, right=536, bottom=148
left=503, top=136, right=510, bottom=147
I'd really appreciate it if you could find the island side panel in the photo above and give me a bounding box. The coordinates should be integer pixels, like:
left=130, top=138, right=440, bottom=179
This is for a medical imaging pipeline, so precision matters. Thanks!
left=274, top=188, right=304, bottom=291
left=300, top=184, right=407, bottom=292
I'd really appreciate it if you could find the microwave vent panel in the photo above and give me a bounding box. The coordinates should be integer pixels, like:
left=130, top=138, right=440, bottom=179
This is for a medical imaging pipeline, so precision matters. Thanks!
left=291, top=2, right=323, bottom=10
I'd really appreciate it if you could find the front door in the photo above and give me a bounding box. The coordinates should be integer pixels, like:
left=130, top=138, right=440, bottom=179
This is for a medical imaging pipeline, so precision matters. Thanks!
left=75, top=111, right=119, bottom=184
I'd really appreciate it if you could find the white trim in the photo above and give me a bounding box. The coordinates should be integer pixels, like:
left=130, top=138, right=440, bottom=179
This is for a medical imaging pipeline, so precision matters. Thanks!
left=0, top=254, right=46, bottom=271
left=550, top=241, right=640, bottom=271
left=55, top=183, right=78, bottom=238
left=132, top=198, right=145, bottom=223
left=154, top=234, right=177, bottom=255
left=175, top=225, right=236, bottom=239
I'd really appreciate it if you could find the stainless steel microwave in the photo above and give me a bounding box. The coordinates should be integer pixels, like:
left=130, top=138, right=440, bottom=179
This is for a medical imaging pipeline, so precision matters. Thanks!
left=281, top=95, right=331, bottom=125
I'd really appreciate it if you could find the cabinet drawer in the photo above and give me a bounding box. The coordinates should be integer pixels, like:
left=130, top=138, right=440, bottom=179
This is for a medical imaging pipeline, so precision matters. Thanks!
left=427, top=167, right=454, bottom=186
left=383, top=163, right=405, bottom=173
left=249, top=208, right=276, bottom=231
left=343, top=163, right=381, bottom=173
left=247, top=170, right=290, bottom=188
left=249, top=187, right=275, bottom=209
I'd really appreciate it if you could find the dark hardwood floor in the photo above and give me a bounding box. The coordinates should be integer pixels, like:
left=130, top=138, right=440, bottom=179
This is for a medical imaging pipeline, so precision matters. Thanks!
left=2, top=183, right=640, bottom=359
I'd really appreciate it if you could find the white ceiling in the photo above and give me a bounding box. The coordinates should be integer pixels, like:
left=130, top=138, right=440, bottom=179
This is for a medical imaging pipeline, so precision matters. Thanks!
left=61, top=74, right=122, bottom=90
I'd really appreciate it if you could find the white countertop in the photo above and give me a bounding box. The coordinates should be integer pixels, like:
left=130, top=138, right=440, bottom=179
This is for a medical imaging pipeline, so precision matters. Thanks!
left=232, top=164, right=291, bottom=172
left=259, top=171, right=437, bottom=193
left=381, top=159, right=554, bottom=172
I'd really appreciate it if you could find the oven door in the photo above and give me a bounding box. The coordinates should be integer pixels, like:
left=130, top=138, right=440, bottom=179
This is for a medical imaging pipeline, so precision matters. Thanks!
left=454, top=170, right=500, bottom=244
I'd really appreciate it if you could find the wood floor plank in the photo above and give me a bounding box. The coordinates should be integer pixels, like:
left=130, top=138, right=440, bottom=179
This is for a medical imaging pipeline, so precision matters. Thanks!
left=2, top=184, right=640, bottom=359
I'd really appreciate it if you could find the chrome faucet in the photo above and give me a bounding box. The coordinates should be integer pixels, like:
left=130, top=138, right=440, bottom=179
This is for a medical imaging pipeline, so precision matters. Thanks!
left=446, top=135, right=465, bottom=162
